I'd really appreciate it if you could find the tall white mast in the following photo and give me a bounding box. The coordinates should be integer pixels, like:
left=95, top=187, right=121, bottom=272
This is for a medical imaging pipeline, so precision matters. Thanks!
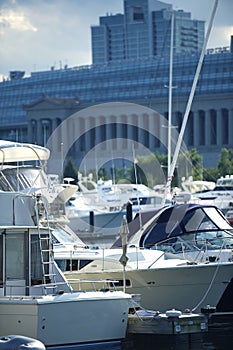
left=162, top=0, right=219, bottom=206
left=167, top=10, right=174, bottom=176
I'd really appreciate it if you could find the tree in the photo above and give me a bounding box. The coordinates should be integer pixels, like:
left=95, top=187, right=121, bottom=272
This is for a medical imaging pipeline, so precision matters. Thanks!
left=188, top=148, right=203, bottom=181
left=217, top=148, right=233, bottom=177
left=63, top=158, right=78, bottom=183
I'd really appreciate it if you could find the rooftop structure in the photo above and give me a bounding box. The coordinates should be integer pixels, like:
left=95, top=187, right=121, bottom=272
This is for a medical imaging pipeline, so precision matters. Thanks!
left=91, top=0, right=205, bottom=64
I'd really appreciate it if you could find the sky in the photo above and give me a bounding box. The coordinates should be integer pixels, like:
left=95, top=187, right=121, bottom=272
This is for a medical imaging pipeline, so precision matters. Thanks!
left=0, top=0, right=232, bottom=79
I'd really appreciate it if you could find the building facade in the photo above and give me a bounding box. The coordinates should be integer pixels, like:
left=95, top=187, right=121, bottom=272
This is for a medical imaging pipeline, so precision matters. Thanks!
left=91, top=0, right=205, bottom=64
left=0, top=42, right=232, bottom=172
left=0, top=0, right=232, bottom=175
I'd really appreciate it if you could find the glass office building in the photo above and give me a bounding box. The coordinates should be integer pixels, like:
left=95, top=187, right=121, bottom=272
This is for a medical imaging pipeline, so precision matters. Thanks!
left=91, top=0, right=205, bottom=64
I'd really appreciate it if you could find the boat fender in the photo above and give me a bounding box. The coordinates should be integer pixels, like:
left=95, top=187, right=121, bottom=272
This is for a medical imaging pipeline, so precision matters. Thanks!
left=0, top=335, right=45, bottom=349
left=166, top=309, right=182, bottom=317
left=135, top=309, right=159, bottom=317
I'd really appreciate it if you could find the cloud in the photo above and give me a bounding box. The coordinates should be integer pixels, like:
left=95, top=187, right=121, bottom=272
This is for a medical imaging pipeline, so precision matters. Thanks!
left=209, top=25, right=233, bottom=48
left=0, top=8, right=37, bottom=33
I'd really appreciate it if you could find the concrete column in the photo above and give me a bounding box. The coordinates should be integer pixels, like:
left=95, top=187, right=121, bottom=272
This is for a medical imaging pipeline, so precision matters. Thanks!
left=95, top=116, right=102, bottom=145
left=105, top=116, right=112, bottom=142
left=37, top=120, right=43, bottom=145
left=116, top=116, right=122, bottom=151
left=138, top=113, right=146, bottom=148
left=85, top=116, right=95, bottom=152
left=51, top=118, right=58, bottom=133
left=49, top=118, right=59, bottom=153
left=127, top=115, right=136, bottom=149
left=27, top=120, right=33, bottom=143
left=205, top=110, right=211, bottom=146
left=228, top=109, right=233, bottom=147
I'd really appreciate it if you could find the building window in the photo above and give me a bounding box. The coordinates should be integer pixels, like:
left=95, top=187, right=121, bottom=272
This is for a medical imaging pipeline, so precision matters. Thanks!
left=132, top=6, right=144, bottom=22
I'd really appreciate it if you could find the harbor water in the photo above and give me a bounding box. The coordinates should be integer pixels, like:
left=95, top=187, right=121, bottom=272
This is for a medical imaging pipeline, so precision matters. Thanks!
left=63, top=328, right=233, bottom=350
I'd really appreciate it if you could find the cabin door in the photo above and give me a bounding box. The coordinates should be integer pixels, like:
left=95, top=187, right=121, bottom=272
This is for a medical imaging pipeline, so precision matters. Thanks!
left=4, top=230, right=28, bottom=296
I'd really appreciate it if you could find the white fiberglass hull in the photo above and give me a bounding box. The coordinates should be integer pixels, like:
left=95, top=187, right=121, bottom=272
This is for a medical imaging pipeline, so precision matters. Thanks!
left=0, top=291, right=131, bottom=347
left=65, top=262, right=233, bottom=313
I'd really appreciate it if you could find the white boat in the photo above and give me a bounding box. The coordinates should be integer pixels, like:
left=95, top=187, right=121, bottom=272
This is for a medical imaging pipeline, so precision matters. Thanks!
left=181, top=178, right=216, bottom=194
left=0, top=140, right=132, bottom=348
left=56, top=203, right=233, bottom=314
left=66, top=179, right=170, bottom=246
left=194, top=175, right=233, bottom=213
left=124, top=203, right=233, bottom=264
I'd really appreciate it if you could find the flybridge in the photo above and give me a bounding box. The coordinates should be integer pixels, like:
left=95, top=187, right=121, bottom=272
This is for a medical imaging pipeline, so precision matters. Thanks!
left=0, top=140, right=50, bottom=163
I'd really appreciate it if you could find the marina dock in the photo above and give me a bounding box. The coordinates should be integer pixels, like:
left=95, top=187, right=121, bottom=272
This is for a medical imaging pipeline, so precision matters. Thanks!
left=127, top=309, right=208, bottom=336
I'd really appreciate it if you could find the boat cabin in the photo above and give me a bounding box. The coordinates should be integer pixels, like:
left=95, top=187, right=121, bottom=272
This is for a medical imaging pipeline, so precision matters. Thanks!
left=0, top=191, right=70, bottom=297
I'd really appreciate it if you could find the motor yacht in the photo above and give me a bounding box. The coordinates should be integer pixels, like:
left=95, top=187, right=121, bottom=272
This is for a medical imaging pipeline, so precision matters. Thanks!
left=59, top=204, right=233, bottom=314
left=0, top=140, right=132, bottom=348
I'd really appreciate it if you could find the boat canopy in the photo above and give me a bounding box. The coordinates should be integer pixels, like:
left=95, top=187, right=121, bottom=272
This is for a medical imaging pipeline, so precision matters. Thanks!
left=0, top=140, right=50, bottom=163
left=113, top=204, right=233, bottom=248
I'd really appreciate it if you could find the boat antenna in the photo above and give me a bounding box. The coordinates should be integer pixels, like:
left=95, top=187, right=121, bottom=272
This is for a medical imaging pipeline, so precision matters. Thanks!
left=61, top=142, right=64, bottom=182
left=162, top=0, right=218, bottom=206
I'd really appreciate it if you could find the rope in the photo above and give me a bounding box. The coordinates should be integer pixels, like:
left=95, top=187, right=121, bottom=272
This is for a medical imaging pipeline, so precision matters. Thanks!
left=191, top=262, right=221, bottom=312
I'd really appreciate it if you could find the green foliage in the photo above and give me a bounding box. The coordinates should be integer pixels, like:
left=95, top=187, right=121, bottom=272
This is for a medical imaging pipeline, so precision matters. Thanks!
left=202, top=167, right=220, bottom=183
left=217, top=148, right=233, bottom=177
left=63, top=148, right=233, bottom=189
left=185, top=148, right=203, bottom=181
left=98, top=168, right=109, bottom=181
left=126, top=153, right=167, bottom=188
left=63, top=158, right=78, bottom=183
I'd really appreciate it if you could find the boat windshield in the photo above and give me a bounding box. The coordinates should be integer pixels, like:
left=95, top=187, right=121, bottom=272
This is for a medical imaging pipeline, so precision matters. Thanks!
left=51, top=224, right=85, bottom=247
left=0, top=166, right=47, bottom=191
left=184, top=207, right=233, bottom=232
left=141, top=206, right=233, bottom=252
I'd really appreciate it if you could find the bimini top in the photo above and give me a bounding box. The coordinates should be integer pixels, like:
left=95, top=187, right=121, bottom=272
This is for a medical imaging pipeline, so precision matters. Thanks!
left=0, top=140, right=50, bottom=163
left=112, top=203, right=233, bottom=249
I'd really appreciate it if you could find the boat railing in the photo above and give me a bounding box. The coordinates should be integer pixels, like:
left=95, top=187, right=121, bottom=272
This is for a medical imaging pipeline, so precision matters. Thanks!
left=151, top=232, right=233, bottom=263
left=3, top=280, right=71, bottom=298
left=31, top=279, right=117, bottom=293
left=67, top=279, right=120, bottom=292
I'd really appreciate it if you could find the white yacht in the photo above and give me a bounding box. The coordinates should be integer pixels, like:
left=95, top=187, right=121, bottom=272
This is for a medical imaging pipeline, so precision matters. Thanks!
left=0, top=140, right=131, bottom=349
left=66, top=179, right=170, bottom=245
left=194, top=175, right=233, bottom=213
left=57, top=205, right=233, bottom=314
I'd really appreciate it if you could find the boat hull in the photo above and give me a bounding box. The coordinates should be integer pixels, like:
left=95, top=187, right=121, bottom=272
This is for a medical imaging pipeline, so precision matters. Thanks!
left=0, top=291, right=130, bottom=347
left=65, top=263, right=233, bottom=313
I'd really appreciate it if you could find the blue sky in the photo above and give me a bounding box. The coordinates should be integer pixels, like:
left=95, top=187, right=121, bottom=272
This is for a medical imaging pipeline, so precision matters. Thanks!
left=0, top=0, right=232, bottom=79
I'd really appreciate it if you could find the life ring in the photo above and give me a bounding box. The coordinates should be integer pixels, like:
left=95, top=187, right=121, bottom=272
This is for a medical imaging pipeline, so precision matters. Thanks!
left=0, top=335, right=45, bottom=349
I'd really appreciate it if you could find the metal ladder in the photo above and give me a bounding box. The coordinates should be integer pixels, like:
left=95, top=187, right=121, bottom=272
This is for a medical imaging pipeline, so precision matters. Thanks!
left=34, top=194, right=57, bottom=295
